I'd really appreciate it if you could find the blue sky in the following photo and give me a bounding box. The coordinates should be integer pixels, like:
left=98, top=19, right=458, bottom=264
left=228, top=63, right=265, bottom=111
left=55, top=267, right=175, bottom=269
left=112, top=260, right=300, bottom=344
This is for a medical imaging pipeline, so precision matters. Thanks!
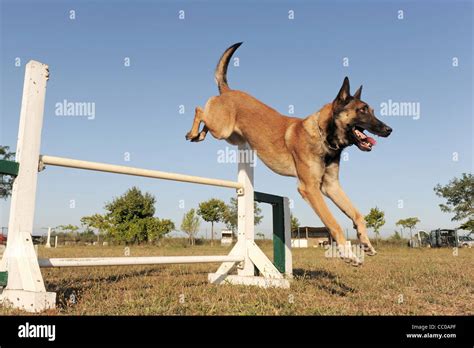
left=0, top=0, right=472, bottom=239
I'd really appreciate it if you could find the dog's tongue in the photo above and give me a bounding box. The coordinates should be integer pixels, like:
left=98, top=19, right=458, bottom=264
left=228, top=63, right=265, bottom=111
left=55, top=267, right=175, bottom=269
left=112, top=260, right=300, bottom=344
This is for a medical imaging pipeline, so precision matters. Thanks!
left=366, top=136, right=376, bottom=145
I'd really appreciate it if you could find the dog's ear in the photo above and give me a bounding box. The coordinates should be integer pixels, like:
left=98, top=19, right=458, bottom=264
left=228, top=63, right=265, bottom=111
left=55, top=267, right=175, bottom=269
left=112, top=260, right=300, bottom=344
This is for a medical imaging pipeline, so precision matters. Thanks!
left=333, top=77, right=351, bottom=110
left=353, top=85, right=363, bottom=100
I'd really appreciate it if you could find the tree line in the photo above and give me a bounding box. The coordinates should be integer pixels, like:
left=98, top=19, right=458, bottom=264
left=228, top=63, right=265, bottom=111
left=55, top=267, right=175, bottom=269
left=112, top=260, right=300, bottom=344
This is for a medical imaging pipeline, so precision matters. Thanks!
left=52, top=187, right=264, bottom=246
left=364, top=173, right=473, bottom=242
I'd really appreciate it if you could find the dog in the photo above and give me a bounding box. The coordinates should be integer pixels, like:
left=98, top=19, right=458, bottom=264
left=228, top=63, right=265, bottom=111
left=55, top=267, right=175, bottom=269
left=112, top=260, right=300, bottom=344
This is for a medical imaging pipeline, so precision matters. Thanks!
left=186, top=42, right=392, bottom=265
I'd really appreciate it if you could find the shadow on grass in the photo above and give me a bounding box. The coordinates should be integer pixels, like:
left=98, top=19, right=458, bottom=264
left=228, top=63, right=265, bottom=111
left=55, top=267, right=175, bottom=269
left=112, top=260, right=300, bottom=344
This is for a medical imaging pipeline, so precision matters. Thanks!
left=47, top=266, right=212, bottom=310
left=47, top=267, right=166, bottom=309
left=293, top=268, right=356, bottom=297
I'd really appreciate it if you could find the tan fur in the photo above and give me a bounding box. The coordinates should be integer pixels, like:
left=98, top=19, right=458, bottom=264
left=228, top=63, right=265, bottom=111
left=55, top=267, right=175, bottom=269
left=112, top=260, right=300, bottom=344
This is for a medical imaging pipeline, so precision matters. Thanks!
left=185, top=45, right=393, bottom=265
left=186, top=90, right=375, bottom=265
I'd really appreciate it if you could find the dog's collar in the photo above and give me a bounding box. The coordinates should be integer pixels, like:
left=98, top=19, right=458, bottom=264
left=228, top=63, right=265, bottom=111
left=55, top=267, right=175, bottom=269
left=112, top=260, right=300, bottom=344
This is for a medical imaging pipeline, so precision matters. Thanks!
left=316, top=114, right=340, bottom=151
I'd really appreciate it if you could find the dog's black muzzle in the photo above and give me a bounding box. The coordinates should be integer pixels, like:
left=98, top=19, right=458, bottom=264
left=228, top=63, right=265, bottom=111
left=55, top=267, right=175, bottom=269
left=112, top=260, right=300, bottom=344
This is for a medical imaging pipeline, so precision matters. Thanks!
left=367, top=120, right=392, bottom=137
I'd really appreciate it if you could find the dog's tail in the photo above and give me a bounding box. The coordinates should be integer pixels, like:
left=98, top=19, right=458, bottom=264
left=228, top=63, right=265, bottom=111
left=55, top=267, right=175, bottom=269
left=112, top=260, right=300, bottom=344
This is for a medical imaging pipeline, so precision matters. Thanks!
left=215, top=42, right=243, bottom=94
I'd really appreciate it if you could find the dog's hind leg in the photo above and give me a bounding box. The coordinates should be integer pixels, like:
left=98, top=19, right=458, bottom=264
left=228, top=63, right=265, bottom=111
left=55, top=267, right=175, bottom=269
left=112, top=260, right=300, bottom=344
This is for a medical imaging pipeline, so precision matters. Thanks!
left=185, top=107, right=207, bottom=141
left=191, top=126, right=208, bottom=142
left=225, top=132, right=246, bottom=146
left=322, top=161, right=377, bottom=256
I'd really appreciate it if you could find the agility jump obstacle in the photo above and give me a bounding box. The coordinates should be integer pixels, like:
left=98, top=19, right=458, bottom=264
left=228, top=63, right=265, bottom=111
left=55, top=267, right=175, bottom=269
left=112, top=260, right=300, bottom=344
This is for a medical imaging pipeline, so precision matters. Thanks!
left=0, top=61, right=292, bottom=312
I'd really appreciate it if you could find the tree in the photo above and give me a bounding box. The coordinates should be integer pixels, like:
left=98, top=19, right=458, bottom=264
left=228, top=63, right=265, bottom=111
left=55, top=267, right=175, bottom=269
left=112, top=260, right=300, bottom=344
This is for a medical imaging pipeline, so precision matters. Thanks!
left=223, top=197, right=263, bottom=236
left=291, top=214, right=300, bottom=232
left=395, top=217, right=420, bottom=239
left=81, top=214, right=111, bottom=242
left=390, top=230, right=403, bottom=241
left=105, top=187, right=156, bottom=224
left=197, top=199, right=228, bottom=245
left=0, top=146, right=16, bottom=199
left=79, top=229, right=97, bottom=243
left=56, top=224, right=80, bottom=242
left=104, top=187, right=156, bottom=243
left=434, top=173, right=474, bottom=230
left=404, top=217, right=420, bottom=239
left=56, top=224, right=79, bottom=234
left=395, top=219, right=406, bottom=238
left=459, top=219, right=474, bottom=233
left=102, top=187, right=173, bottom=244
left=181, top=209, right=200, bottom=245
left=364, top=207, right=385, bottom=243
left=146, top=218, right=175, bottom=243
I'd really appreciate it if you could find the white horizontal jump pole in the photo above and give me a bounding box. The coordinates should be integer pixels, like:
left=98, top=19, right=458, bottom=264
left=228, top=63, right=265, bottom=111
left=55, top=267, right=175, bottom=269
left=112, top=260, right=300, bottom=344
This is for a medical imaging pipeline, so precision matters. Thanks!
left=40, top=155, right=243, bottom=191
left=38, top=255, right=244, bottom=268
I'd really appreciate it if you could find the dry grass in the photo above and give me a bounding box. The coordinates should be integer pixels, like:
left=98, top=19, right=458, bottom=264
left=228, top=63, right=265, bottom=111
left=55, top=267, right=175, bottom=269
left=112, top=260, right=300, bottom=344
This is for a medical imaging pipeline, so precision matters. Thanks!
left=0, top=242, right=472, bottom=315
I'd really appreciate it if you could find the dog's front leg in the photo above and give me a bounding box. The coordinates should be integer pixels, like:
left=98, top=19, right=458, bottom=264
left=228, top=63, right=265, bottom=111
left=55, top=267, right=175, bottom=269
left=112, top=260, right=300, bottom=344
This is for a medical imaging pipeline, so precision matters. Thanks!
left=296, top=163, right=362, bottom=266
left=322, top=160, right=377, bottom=256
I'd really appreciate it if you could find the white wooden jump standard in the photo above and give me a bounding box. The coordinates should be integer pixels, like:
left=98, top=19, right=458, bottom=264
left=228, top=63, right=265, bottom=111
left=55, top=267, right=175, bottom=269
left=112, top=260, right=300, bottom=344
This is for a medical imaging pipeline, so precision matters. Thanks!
left=0, top=60, right=290, bottom=313
left=45, top=227, right=52, bottom=248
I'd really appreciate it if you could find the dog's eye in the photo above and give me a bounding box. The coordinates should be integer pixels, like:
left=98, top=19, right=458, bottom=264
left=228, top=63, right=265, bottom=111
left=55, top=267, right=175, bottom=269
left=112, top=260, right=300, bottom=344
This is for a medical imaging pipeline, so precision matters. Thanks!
left=359, top=106, right=368, bottom=113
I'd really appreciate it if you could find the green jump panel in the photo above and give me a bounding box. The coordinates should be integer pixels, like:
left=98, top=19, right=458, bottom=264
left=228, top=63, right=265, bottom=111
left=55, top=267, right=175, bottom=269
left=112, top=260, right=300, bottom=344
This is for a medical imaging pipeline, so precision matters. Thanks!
left=0, top=160, right=19, bottom=176
left=254, top=191, right=286, bottom=273
left=0, top=271, right=8, bottom=287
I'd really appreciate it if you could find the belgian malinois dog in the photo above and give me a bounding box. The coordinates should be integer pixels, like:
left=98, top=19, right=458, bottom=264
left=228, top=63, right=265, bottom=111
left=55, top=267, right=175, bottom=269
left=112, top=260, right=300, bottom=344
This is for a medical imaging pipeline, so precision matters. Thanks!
left=186, top=43, right=392, bottom=265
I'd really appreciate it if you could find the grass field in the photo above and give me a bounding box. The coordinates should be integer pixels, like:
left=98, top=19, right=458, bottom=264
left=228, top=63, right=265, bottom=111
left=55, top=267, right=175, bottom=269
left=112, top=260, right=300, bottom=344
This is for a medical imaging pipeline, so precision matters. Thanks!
left=0, top=241, right=472, bottom=315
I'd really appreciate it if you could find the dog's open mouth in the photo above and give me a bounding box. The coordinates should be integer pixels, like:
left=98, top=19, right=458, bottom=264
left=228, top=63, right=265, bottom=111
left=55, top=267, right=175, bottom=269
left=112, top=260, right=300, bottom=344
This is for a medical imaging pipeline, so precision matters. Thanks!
left=352, top=126, right=376, bottom=151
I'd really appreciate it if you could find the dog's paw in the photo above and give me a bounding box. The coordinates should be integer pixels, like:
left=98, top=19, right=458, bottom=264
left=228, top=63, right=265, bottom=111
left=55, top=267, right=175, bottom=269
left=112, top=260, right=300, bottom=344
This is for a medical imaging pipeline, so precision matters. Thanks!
left=338, top=245, right=363, bottom=266
left=361, top=243, right=377, bottom=256
left=185, top=132, right=196, bottom=141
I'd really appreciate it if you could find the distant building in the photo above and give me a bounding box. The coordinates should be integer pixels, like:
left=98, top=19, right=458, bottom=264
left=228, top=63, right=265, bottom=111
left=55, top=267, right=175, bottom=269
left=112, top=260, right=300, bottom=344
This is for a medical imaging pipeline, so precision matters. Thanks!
left=291, top=226, right=332, bottom=248
left=221, top=230, right=233, bottom=246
